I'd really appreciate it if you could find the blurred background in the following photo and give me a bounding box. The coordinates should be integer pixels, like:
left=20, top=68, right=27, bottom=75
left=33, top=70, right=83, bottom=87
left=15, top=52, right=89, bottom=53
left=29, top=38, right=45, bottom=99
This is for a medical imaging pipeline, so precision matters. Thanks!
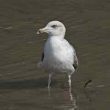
left=0, top=0, right=110, bottom=110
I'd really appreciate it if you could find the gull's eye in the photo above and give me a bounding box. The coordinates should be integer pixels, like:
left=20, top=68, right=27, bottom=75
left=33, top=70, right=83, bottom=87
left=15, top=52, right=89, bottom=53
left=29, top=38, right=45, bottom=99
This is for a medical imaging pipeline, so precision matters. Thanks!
left=51, top=25, right=57, bottom=28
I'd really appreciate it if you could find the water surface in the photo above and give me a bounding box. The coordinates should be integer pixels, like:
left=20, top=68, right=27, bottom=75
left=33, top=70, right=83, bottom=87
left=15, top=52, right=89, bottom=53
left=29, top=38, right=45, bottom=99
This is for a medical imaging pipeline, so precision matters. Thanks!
left=0, top=0, right=110, bottom=110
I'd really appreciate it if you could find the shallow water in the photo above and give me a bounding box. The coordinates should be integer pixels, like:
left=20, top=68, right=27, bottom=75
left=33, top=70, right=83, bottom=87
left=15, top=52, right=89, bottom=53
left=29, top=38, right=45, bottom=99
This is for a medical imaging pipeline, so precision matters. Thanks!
left=0, top=0, right=110, bottom=110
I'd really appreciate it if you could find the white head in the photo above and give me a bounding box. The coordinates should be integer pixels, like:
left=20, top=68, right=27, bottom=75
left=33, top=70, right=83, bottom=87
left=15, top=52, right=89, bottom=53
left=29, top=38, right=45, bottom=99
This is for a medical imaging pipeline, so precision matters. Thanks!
left=37, top=21, right=66, bottom=38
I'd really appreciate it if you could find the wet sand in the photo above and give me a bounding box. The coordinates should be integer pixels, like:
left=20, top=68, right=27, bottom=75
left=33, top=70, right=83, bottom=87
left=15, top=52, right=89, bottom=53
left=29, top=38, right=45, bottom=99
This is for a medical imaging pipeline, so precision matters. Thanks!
left=0, top=0, right=110, bottom=110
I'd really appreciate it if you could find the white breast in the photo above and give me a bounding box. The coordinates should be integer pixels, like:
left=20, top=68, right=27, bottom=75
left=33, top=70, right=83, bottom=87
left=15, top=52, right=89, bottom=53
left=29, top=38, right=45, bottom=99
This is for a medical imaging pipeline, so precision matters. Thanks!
left=43, top=37, right=75, bottom=73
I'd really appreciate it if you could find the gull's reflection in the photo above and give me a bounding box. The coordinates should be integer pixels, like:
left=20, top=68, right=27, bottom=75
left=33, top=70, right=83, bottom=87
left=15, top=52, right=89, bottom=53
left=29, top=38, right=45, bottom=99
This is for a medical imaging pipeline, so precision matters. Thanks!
left=48, top=87, right=79, bottom=110
left=48, top=86, right=51, bottom=96
left=68, top=87, right=79, bottom=110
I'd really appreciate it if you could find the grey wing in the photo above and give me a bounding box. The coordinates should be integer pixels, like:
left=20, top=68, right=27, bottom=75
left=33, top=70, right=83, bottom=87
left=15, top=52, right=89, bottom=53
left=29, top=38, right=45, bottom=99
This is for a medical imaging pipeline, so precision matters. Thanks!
left=73, top=51, right=78, bottom=70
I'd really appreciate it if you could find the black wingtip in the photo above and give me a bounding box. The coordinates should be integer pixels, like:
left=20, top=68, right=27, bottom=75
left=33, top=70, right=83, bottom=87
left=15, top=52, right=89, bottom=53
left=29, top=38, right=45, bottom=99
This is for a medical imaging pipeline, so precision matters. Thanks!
left=73, top=64, right=78, bottom=70
left=41, top=52, right=44, bottom=61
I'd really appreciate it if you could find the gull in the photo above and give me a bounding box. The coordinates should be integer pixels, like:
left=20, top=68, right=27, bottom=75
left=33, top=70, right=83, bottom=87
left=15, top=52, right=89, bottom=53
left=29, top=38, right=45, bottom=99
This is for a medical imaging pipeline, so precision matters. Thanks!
left=37, top=21, right=78, bottom=90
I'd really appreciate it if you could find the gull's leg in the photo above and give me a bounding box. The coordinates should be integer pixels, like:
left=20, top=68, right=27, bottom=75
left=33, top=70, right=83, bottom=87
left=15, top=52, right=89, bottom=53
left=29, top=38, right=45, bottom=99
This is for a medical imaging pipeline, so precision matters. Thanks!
left=68, top=74, right=72, bottom=92
left=48, top=73, right=53, bottom=96
left=48, top=73, right=52, bottom=89
left=68, top=74, right=78, bottom=109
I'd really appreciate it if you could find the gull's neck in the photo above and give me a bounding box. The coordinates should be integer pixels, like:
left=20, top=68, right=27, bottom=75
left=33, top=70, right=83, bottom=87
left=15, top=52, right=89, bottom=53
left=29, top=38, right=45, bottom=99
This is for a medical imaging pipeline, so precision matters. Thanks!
left=48, top=35, right=65, bottom=39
